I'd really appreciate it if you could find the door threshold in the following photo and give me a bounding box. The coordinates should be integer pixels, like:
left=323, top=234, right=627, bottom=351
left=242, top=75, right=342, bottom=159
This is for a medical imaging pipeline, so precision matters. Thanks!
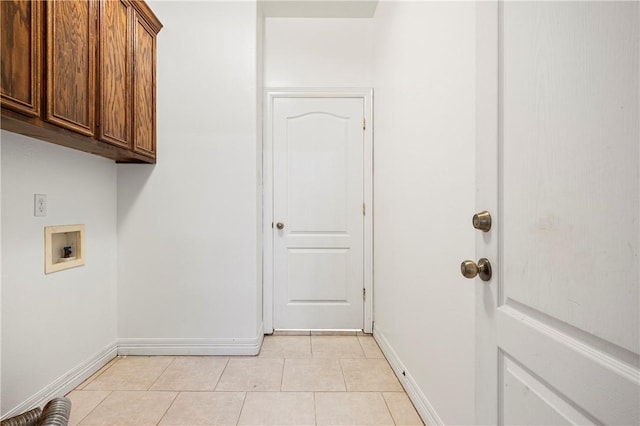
left=271, top=329, right=368, bottom=336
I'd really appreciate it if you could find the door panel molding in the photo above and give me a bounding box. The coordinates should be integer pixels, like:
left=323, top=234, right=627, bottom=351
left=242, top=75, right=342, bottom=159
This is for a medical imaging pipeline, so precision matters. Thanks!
left=497, top=306, right=639, bottom=425
left=263, top=88, right=373, bottom=334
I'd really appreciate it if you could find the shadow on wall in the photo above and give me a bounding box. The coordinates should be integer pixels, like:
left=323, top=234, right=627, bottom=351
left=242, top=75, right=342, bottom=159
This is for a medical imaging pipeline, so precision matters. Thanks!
left=116, top=164, right=155, bottom=225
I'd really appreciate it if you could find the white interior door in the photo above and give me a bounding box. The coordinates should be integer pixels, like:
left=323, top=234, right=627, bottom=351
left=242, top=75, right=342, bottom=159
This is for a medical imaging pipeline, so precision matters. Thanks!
left=475, top=2, right=639, bottom=424
left=272, top=96, right=365, bottom=330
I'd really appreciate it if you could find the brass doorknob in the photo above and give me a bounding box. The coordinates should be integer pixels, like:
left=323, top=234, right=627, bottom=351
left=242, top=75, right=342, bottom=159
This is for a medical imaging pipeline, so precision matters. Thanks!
left=460, top=258, right=492, bottom=281
left=276, top=222, right=284, bottom=230
left=472, top=211, right=492, bottom=232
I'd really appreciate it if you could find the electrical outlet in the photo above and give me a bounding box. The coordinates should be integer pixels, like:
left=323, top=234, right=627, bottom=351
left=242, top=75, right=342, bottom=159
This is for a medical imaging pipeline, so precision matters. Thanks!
left=34, top=194, right=47, bottom=217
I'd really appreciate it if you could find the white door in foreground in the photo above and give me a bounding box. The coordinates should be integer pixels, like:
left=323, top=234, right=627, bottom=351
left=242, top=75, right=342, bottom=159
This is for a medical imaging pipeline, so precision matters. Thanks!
left=474, top=2, right=639, bottom=424
left=273, top=97, right=365, bottom=330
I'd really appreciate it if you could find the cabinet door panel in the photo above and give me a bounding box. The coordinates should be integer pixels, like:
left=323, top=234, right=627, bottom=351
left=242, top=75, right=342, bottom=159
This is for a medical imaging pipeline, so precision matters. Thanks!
left=46, top=0, right=95, bottom=136
left=98, top=0, right=131, bottom=148
left=132, top=12, right=156, bottom=157
left=1, top=0, right=41, bottom=116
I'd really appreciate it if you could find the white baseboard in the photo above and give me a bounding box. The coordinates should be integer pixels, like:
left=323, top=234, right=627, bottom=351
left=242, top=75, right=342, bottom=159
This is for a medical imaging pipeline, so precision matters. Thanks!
left=1, top=341, right=118, bottom=421
left=373, top=328, right=444, bottom=426
left=118, top=326, right=265, bottom=356
left=2, top=327, right=266, bottom=420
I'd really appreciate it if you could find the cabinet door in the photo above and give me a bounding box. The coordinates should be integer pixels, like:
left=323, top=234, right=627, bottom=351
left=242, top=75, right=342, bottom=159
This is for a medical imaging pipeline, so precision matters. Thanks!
left=98, top=0, right=131, bottom=148
left=1, top=0, right=42, bottom=117
left=132, top=11, right=156, bottom=158
left=46, top=0, right=96, bottom=136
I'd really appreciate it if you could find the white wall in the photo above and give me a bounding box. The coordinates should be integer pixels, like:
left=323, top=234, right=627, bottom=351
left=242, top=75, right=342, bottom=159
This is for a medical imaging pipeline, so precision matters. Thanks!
left=117, top=1, right=262, bottom=345
left=0, top=136, right=3, bottom=413
left=1, top=131, right=117, bottom=416
left=371, top=2, right=476, bottom=424
left=264, top=17, right=374, bottom=87
left=256, top=5, right=265, bottom=334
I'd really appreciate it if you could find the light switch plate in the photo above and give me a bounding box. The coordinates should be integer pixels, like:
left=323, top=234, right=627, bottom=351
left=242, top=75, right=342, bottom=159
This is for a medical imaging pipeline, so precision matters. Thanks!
left=34, top=194, right=47, bottom=217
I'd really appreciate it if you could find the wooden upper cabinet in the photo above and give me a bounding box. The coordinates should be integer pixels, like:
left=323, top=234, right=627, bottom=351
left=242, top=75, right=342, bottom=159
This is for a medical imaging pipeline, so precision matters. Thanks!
left=98, top=0, right=160, bottom=158
left=132, top=10, right=156, bottom=157
left=45, top=0, right=96, bottom=137
left=0, top=0, right=161, bottom=163
left=98, top=0, right=132, bottom=149
left=1, top=0, right=42, bottom=117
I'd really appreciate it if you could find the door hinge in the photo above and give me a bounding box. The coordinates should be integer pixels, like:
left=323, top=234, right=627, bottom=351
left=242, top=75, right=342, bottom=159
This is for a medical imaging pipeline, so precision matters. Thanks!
left=363, top=117, right=366, bottom=130
left=362, top=203, right=366, bottom=216
left=363, top=288, right=366, bottom=300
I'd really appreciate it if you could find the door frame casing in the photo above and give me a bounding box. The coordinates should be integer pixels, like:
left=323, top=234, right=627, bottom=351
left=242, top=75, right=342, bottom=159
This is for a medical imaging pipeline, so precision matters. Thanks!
left=262, top=88, right=374, bottom=334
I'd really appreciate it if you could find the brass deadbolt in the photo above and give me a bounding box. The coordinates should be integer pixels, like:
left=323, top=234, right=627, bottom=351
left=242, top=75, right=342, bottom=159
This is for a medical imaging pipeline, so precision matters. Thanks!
left=460, top=258, right=492, bottom=281
left=472, top=211, right=492, bottom=232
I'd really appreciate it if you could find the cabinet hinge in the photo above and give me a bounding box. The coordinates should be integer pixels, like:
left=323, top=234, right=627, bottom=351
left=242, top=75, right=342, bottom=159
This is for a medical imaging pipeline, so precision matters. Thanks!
left=363, top=288, right=366, bottom=300
left=362, top=203, right=365, bottom=216
left=363, top=117, right=366, bottom=130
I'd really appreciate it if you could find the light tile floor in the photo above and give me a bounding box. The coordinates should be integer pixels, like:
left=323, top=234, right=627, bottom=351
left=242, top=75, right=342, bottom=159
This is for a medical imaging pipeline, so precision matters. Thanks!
left=67, top=335, right=424, bottom=425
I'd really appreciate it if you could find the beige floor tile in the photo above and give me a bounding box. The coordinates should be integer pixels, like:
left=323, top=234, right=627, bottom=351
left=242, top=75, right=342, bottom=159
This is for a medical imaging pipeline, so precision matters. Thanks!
left=315, top=392, right=394, bottom=425
left=237, top=392, right=315, bottom=425
left=85, top=356, right=174, bottom=391
left=150, top=357, right=229, bottom=391
left=341, top=359, right=403, bottom=391
left=76, top=358, right=119, bottom=390
left=215, top=358, right=283, bottom=391
left=358, top=336, right=385, bottom=358
left=383, top=392, right=424, bottom=425
left=65, top=390, right=111, bottom=426
left=311, top=336, right=365, bottom=358
left=258, top=336, right=312, bottom=358
left=68, top=354, right=421, bottom=425
left=158, top=392, right=245, bottom=425
left=281, top=358, right=345, bottom=391
left=79, top=391, right=177, bottom=425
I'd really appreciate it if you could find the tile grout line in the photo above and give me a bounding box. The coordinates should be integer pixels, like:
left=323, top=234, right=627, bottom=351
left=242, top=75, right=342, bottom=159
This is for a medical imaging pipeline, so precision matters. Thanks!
left=280, top=358, right=286, bottom=391
left=236, top=391, right=248, bottom=425
left=71, top=357, right=121, bottom=425
left=72, top=390, right=113, bottom=426
left=312, top=391, right=318, bottom=426
left=154, top=390, right=180, bottom=426
left=338, top=358, right=349, bottom=392
left=76, top=357, right=120, bottom=390
left=213, top=357, right=231, bottom=391
left=380, top=392, right=399, bottom=426
left=356, top=335, right=366, bottom=358
left=147, top=357, right=177, bottom=391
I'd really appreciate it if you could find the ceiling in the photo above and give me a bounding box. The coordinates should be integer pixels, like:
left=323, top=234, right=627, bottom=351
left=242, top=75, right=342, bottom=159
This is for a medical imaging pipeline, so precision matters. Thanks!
left=259, top=0, right=379, bottom=18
